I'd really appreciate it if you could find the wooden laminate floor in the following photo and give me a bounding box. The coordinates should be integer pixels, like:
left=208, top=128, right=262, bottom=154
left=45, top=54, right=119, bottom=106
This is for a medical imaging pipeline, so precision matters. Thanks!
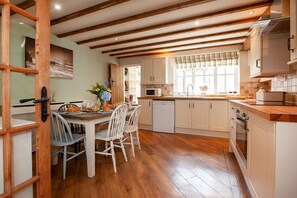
left=51, top=130, right=250, bottom=198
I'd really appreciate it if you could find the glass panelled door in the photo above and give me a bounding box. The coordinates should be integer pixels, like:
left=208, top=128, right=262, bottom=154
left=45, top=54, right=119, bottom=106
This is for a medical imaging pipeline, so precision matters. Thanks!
left=0, top=0, right=51, bottom=197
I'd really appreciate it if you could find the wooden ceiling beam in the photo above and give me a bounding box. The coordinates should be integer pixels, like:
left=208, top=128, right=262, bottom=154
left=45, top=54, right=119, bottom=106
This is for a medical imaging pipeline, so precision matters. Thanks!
left=79, top=1, right=271, bottom=45
left=51, top=0, right=130, bottom=26
left=11, top=0, right=35, bottom=15
left=110, top=36, right=246, bottom=56
left=90, top=17, right=257, bottom=49
left=57, top=0, right=215, bottom=38
left=101, top=28, right=249, bottom=53
left=116, top=43, right=243, bottom=59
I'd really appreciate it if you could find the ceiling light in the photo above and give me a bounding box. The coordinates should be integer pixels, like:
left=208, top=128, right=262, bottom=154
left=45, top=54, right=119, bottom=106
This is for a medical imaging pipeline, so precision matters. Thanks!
left=54, top=4, right=61, bottom=10
left=248, top=11, right=254, bottom=15
left=195, top=20, right=200, bottom=26
left=114, top=37, right=118, bottom=40
left=19, top=22, right=24, bottom=25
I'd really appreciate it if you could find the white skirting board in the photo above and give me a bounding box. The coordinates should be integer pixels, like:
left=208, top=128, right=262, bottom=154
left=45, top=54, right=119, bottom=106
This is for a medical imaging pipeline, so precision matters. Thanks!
left=175, top=127, right=229, bottom=138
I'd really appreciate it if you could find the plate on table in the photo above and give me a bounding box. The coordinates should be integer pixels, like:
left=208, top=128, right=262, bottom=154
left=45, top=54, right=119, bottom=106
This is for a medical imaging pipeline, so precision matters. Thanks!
left=97, top=110, right=113, bottom=115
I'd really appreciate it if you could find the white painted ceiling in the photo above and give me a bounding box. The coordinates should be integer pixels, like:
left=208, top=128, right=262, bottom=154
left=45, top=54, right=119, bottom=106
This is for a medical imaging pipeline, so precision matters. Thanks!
left=10, top=0, right=271, bottom=59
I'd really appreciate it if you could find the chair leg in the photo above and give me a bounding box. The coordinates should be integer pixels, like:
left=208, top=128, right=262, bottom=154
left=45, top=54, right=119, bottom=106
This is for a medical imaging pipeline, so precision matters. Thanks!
left=135, top=130, right=141, bottom=150
left=110, top=141, right=117, bottom=173
left=120, top=138, right=128, bottom=162
left=130, top=133, right=135, bottom=158
left=105, top=141, right=109, bottom=156
left=63, top=146, right=67, bottom=180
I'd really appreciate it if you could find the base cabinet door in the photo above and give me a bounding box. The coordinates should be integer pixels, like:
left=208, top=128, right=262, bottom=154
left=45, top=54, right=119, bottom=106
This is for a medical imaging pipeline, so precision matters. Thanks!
left=175, top=100, right=191, bottom=128
left=248, top=121, right=274, bottom=198
left=209, top=100, right=228, bottom=131
left=191, top=100, right=209, bottom=130
left=138, top=99, right=152, bottom=125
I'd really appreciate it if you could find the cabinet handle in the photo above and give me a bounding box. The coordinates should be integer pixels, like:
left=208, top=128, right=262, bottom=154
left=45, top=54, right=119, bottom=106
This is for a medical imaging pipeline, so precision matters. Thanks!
left=149, top=101, right=150, bottom=107
left=189, top=102, right=191, bottom=108
left=288, top=35, right=295, bottom=52
left=210, top=102, right=212, bottom=109
left=231, top=118, right=234, bottom=120
left=256, top=59, right=261, bottom=68
left=150, top=76, right=152, bottom=81
left=192, top=102, right=194, bottom=108
left=153, top=76, right=155, bottom=81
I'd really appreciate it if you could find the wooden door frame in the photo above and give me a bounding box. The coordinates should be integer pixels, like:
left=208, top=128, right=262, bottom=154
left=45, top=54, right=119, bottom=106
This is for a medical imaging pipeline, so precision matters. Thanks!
left=0, top=0, right=51, bottom=197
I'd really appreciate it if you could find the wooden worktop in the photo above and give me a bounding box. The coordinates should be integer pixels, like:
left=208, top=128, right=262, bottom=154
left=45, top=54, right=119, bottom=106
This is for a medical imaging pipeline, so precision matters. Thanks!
left=230, top=100, right=297, bottom=122
left=138, top=96, right=246, bottom=100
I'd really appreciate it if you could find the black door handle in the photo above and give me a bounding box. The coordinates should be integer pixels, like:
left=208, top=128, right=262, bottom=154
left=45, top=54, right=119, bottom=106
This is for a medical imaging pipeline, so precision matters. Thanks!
left=19, top=86, right=49, bottom=122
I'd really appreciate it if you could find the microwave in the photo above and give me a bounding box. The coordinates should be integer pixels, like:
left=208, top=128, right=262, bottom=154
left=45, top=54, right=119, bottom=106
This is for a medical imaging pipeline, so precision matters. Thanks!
left=145, top=88, right=162, bottom=96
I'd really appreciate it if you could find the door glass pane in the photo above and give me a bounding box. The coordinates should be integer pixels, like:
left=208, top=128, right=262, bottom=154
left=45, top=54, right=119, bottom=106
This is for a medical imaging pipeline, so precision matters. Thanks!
left=10, top=13, right=36, bottom=68
left=12, top=183, right=36, bottom=198
left=0, top=135, right=3, bottom=195
left=0, top=71, right=2, bottom=130
left=11, top=130, right=35, bottom=194
left=11, top=72, right=36, bottom=124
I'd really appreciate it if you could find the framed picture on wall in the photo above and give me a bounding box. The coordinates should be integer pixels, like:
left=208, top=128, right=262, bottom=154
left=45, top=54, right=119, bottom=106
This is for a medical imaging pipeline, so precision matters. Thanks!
left=25, top=37, right=74, bottom=79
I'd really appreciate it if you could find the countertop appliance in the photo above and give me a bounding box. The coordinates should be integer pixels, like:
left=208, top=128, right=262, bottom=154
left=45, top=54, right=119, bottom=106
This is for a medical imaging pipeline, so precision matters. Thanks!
left=235, top=107, right=249, bottom=167
left=256, top=91, right=284, bottom=105
left=145, top=88, right=162, bottom=97
left=153, top=100, right=175, bottom=133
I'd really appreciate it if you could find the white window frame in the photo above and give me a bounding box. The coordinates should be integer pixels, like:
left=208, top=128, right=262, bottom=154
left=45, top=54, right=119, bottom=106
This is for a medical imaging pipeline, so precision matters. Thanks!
left=174, top=66, right=239, bottom=95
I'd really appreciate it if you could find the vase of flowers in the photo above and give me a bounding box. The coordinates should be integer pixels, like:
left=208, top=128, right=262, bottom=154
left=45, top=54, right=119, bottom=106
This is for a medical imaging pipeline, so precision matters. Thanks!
left=87, top=81, right=112, bottom=110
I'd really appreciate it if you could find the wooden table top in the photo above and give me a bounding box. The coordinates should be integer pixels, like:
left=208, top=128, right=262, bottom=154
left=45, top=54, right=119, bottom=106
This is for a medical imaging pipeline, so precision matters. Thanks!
left=230, top=100, right=297, bottom=122
left=57, top=107, right=136, bottom=121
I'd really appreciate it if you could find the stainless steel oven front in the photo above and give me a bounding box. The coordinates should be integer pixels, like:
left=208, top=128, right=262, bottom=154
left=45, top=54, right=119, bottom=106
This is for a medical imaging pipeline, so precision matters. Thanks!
left=235, top=110, right=248, bottom=167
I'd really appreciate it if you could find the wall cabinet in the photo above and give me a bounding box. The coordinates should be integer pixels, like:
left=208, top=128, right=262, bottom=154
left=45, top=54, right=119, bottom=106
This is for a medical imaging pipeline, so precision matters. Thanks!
left=175, top=100, right=227, bottom=132
left=249, top=24, right=290, bottom=78
left=290, top=0, right=297, bottom=61
left=138, top=99, right=152, bottom=125
left=140, top=58, right=167, bottom=84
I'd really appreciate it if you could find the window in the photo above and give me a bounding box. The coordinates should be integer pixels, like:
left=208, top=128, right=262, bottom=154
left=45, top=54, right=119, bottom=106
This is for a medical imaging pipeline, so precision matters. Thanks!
left=175, top=66, right=239, bottom=95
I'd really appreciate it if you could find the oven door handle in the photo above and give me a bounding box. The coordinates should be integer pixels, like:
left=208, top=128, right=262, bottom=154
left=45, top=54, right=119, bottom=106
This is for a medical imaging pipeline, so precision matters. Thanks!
left=237, top=116, right=248, bottom=130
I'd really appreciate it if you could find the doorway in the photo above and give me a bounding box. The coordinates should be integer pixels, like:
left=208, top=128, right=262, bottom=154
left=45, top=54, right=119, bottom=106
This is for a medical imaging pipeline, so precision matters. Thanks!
left=124, top=66, right=141, bottom=104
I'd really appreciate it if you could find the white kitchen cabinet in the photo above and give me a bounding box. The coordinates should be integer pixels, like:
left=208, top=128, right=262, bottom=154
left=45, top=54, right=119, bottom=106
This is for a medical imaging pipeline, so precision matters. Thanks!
left=209, top=100, right=228, bottom=132
left=290, top=0, right=297, bottom=61
left=140, top=58, right=167, bottom=84
left=140, top=59, right=153, bottom=84
left=191, top=100, right=209, bottom=130
left=138, top=99, right=152, bottom=125
left=175, top=100, right=191, bottom=128
left=248, top=118, right=274, bottom=198
left=175, top=99, right=227, bottom=133
left=249, top=24, right=290, bottom=78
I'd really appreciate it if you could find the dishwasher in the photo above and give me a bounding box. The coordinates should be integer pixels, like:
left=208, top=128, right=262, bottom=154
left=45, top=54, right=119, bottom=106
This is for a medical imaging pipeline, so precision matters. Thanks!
left=153, top=100, right=175, bottom=133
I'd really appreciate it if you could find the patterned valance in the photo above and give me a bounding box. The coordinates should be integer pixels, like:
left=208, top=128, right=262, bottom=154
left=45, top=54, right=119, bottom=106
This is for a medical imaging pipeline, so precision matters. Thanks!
left=174, top=51, right=238, bottom=69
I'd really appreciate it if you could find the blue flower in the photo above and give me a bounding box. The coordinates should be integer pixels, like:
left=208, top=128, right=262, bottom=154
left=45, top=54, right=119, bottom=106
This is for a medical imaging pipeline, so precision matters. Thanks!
left=105, top=81, right=110, bottom=86
left=101, top=91, right=111, bottom=101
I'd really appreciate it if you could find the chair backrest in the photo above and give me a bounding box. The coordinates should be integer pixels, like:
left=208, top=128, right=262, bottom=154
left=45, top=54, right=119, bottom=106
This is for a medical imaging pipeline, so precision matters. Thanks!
left=58, top=103, right=79, bottom=112
left=50, top=111, right=74, bottom=143
left=127, top=106, right=142, bottom=127
left=106, top=104, right=128, bottom=139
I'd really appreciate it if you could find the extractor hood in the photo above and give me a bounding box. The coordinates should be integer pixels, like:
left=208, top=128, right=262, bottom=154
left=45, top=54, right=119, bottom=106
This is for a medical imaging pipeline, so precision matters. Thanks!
left=258, top=0, right=290, bottom=34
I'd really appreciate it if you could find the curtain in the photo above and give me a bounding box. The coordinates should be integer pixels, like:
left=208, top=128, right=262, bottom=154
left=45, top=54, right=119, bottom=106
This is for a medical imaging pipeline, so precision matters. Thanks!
left=174, top=51, right=238, bottom=69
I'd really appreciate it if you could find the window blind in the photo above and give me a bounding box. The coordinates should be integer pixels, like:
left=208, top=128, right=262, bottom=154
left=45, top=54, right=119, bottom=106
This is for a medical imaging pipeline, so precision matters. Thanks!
left=174, top=51, right=238, bottom=69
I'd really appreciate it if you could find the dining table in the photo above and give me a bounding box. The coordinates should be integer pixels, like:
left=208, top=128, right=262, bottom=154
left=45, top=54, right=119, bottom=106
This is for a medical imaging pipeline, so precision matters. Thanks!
left=57, top=107, right=135, bottom=178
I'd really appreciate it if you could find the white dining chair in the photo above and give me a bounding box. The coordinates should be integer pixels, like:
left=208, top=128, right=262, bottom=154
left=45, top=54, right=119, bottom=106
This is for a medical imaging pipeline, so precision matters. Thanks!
left=50, top=111, right=86, bottom=180
left=95, top=104, right=128, bottom=173
left=123, top=106, right=142, bottom=157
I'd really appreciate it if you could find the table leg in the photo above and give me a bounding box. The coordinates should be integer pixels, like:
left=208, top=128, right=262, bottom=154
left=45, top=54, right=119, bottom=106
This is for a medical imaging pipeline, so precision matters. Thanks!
left=85, top=122, right=95, bottom=178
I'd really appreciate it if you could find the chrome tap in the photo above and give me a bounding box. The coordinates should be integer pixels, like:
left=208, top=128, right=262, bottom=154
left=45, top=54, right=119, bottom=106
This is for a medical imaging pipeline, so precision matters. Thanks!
left=186, top=84, right=194, bottom=97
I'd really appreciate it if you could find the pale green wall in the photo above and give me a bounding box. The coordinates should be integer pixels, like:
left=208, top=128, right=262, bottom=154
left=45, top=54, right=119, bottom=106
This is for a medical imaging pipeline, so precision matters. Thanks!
left=1, top=21, right=118, bottom=104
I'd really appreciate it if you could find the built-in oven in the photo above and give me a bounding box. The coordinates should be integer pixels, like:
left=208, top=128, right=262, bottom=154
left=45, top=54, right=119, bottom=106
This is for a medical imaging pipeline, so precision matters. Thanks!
left=235, top=109, right=248, bottom=167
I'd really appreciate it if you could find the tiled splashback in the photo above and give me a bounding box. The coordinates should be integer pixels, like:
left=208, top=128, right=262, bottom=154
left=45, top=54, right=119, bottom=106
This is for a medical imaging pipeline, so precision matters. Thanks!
left=142, top=84, right=174, bottom=96
left=240, top=81, right=271, bottom=99
left=271, top=69, right=297, bottom=104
